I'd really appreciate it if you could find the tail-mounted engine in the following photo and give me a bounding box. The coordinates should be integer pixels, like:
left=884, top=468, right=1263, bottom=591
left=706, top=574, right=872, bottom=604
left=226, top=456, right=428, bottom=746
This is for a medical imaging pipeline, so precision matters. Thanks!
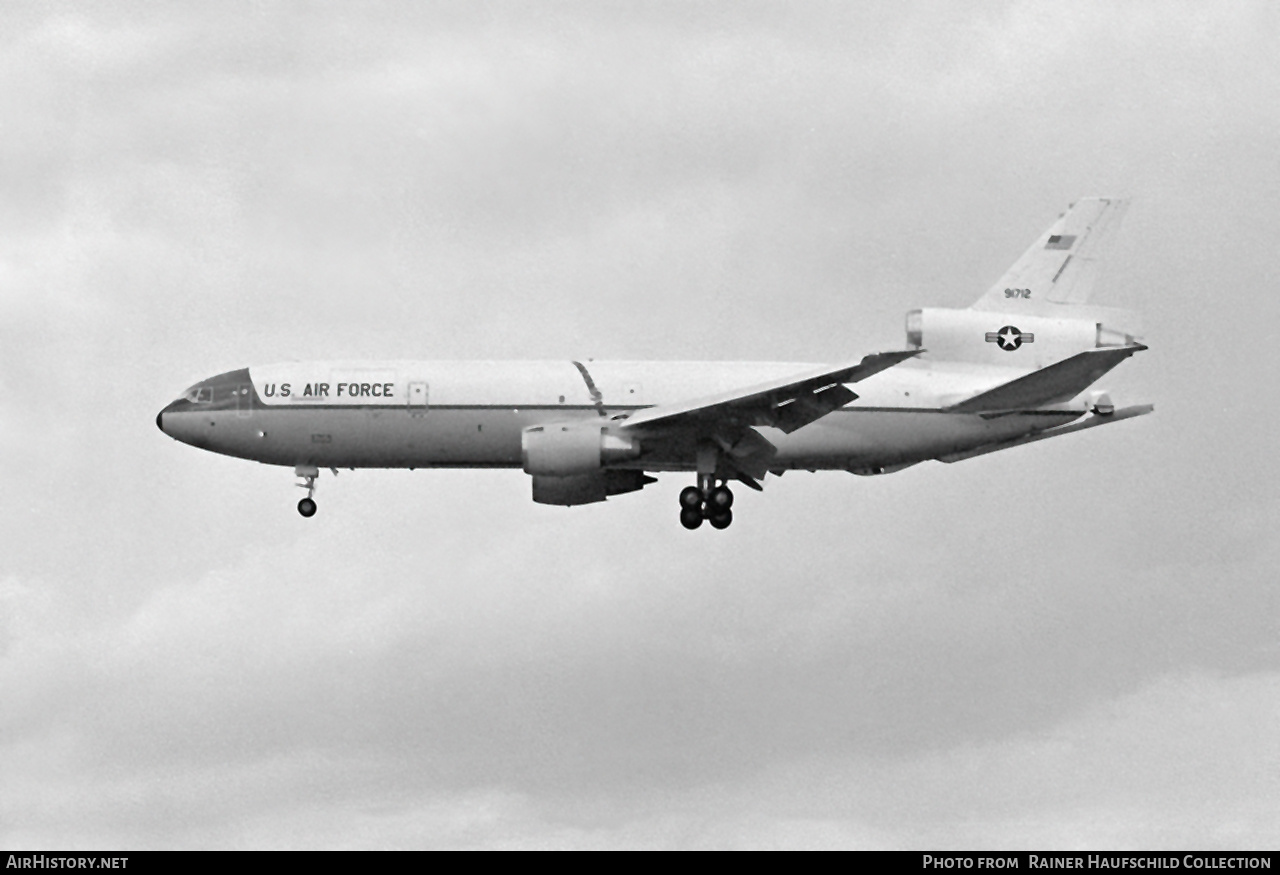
left=905, top=307, right=1140, bottom=367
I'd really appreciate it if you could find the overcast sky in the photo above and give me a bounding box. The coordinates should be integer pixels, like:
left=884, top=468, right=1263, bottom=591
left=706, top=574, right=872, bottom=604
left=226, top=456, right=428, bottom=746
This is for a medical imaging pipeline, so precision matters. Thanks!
left=2, top=0, right=1279, bottom=850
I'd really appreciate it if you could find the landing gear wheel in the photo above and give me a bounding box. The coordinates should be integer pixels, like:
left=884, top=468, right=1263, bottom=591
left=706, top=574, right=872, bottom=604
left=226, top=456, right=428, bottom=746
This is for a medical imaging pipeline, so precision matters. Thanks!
left=709, top=484, right=734, bottom=510
left=679, top=486, right=703, bottom=509
left=294, top=465, right=321, bottom=516
left=709, top=509, right=733, bottom=530
left=680, top=507, right=704, bottom=530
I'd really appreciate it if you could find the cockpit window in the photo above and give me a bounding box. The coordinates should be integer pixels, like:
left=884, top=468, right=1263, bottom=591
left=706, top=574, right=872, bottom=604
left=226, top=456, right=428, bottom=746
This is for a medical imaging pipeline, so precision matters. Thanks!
left=183, top=386, right=214, bottom=403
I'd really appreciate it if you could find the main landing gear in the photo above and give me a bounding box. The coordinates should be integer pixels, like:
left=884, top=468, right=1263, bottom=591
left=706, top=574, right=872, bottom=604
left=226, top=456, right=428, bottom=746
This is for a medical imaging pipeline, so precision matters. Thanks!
left=679, top=477, right=734, bottom=530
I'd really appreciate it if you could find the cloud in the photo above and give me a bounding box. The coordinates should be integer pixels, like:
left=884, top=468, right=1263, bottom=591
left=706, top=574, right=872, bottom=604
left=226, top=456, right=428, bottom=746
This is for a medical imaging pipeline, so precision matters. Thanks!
left=3, top=0, right=1279, bottom=850
left=8, top=593, right=1276, bottom=850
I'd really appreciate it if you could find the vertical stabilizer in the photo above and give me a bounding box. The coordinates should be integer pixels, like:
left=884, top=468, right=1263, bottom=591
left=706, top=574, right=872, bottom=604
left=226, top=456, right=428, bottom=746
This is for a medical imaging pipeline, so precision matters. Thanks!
left=971, top=197, right=1130, bottom=314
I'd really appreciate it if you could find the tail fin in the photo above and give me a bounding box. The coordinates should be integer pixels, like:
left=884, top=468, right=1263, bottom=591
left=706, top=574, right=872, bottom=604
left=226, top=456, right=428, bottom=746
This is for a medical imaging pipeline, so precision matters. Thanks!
left=908, top=198, right=1142, bottom=366
left=970, top=197, right=1130, bottom=315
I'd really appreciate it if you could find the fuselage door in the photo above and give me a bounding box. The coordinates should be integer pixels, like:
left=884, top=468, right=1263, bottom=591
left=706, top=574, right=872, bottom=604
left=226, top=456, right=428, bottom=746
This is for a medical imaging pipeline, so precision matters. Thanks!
left=408, top=382, right=428, bottom=408
left=235, top=384, right=252, bottom=418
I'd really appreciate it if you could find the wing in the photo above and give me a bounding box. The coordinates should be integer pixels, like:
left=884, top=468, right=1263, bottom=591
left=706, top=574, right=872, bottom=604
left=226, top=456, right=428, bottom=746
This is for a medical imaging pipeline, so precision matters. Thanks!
left=620, top=350, right=922, bottom=434
left=616, top=349, right=920, bottom=483
left=945, top=344, right=1146, bottom=414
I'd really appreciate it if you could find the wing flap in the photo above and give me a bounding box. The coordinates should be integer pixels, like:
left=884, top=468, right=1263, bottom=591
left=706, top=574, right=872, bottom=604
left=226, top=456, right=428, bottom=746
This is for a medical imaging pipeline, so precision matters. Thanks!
left=946, top=344, right=1146, bottom=413
left=620, top=349, right=920, bottom=434
left=724, top=427, right=778, bottom=480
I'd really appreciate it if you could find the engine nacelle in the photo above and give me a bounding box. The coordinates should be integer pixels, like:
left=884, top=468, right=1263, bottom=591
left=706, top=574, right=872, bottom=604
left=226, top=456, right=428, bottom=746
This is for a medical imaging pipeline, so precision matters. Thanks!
left=905, top=307, right=1137, bottom=367
left=521, top=422, right=641, bottom=477
left=531, top=470, right=656, bottom=506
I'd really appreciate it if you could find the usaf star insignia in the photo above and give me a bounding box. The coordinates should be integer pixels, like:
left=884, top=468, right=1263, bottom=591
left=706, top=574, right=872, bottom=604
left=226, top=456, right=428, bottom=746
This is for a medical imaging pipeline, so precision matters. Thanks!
left=985, top=325, right=1034, bottom=351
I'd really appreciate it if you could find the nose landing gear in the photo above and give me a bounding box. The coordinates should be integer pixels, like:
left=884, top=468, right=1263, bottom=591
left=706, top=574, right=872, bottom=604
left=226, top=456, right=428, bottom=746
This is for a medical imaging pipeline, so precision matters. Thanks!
left=678, top=478, right=735, bottom=530
left=295, top=465, right=319, bottom=517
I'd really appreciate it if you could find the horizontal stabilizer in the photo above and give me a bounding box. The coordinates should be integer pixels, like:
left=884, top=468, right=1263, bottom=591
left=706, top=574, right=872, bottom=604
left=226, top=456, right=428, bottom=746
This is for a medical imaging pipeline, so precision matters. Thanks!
left=938, top=404, right=1153, bottom=463
left=946, top=344, right=1146, bottom=413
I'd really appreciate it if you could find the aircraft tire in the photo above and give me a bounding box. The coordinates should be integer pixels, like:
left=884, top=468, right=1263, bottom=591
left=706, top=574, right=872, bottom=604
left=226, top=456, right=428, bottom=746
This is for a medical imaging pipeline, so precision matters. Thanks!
left=297, top=497, right=317, bottom=518
left=680, top=507, right=704, bottom=530
left=679, top=486, right=702, bottom=509
left=709, top=509, right=732, bottom=530
left=710, top=485, right=734, bottom=510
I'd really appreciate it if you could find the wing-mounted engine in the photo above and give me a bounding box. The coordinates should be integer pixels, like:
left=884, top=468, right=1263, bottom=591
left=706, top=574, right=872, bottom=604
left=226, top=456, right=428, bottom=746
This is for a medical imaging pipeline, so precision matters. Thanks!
left=530, top=470, right=656, bottom=506
left=905, top=307, right=1140, bottom=368
left=522, top=421, right=651, bottom=506
left=522, top=422, right=641, bottom=476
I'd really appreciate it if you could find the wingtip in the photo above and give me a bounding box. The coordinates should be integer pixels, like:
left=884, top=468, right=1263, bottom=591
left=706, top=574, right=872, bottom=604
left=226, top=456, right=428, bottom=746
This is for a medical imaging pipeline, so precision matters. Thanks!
left=871, top=347, right=925, bottom=361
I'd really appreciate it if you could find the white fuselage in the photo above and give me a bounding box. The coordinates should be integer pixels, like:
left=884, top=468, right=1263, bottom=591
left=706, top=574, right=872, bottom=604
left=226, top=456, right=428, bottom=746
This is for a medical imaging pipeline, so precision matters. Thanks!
left=157, top=358, right=1083, bottom=474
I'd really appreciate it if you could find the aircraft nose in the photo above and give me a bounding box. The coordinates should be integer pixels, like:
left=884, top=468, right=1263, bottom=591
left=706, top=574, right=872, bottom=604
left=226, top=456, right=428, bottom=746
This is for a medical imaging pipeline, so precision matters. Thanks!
left=156, top=398, right=184, bottom=435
